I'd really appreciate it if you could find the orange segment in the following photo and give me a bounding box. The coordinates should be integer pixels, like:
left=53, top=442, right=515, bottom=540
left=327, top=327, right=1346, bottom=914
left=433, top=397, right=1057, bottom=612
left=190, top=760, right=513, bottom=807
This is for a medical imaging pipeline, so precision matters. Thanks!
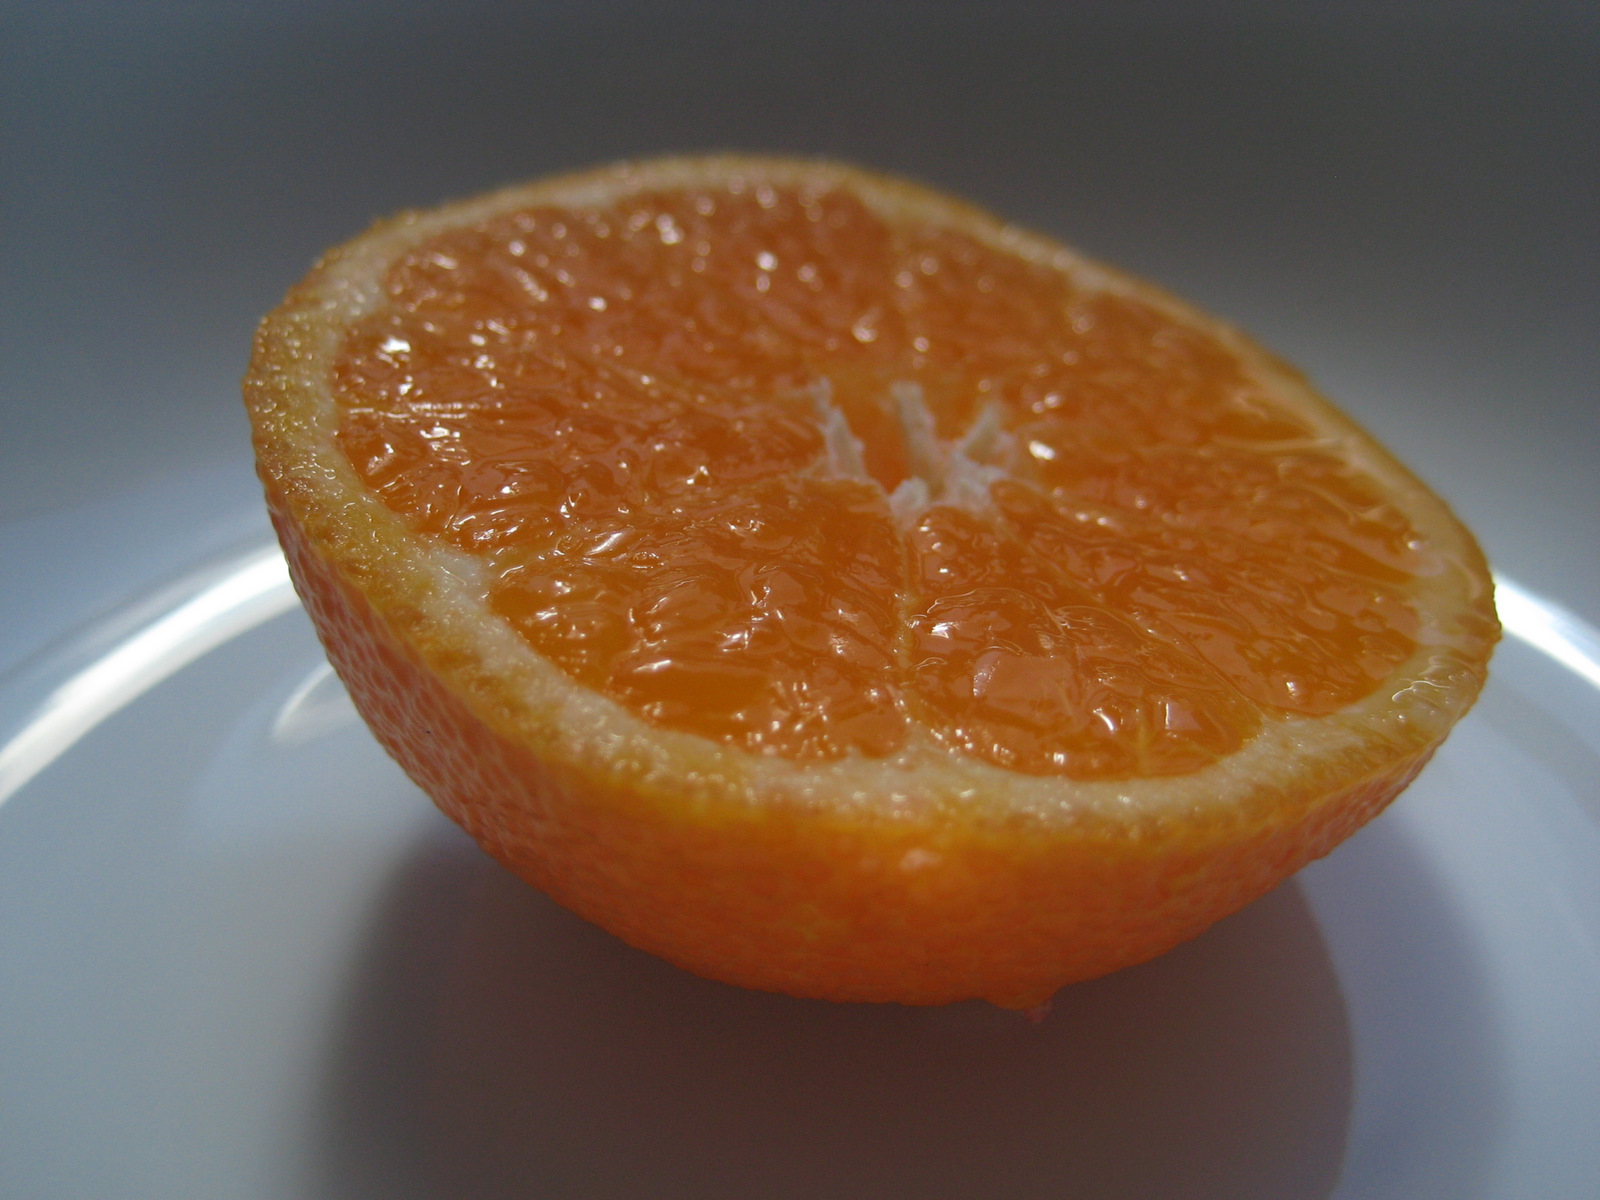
left=246, top=156, right=1497, bottom=1007
left=904, top=500, right=1260, bottom=777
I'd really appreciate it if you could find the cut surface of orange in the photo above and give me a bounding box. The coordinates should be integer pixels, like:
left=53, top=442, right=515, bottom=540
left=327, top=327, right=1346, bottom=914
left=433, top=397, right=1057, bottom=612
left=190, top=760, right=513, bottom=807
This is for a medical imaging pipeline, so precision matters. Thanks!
left=245, top=156, right=1497, bottom=1008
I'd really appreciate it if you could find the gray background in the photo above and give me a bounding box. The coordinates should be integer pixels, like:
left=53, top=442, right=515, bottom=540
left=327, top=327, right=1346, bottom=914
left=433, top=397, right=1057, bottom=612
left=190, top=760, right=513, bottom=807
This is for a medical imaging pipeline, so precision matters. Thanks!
left=2, top=2, right=1596, bottom=644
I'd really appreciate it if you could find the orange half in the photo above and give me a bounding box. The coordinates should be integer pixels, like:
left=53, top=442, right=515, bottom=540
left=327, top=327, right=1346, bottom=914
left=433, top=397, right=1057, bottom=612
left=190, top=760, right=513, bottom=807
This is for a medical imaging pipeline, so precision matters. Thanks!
left=245, top=156, right=1497, bottom=1008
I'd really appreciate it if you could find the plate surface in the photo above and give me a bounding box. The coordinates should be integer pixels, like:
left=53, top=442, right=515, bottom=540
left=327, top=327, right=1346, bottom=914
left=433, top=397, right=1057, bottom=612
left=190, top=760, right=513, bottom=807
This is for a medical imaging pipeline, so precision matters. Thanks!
left=2, top=530, right=1597, bottom=1200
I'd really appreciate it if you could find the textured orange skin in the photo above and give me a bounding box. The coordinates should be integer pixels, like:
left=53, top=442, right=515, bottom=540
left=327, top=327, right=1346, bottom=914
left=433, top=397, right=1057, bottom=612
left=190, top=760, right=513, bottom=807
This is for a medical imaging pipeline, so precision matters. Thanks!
left=271, top=482, right=1426, bottom=1009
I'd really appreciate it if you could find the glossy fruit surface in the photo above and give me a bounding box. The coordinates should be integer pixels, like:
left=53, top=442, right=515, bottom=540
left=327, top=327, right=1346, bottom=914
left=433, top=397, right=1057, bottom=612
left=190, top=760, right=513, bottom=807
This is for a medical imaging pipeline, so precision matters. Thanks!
left=246, top=157, right=1497, bottom=1007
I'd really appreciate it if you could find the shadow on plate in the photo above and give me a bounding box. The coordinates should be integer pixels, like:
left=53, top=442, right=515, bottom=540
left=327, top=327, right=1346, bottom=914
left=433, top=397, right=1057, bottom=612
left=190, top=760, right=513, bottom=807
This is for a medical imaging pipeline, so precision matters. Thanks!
left=310, top=828, right=1372, bottom=1200
left=1294, top=789, right=1510, bottom=1200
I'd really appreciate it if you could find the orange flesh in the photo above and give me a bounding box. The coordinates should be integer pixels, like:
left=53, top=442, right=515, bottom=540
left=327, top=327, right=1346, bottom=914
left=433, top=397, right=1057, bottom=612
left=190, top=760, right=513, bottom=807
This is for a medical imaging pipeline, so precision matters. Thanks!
left=332, top=182, right=1423, bottom=779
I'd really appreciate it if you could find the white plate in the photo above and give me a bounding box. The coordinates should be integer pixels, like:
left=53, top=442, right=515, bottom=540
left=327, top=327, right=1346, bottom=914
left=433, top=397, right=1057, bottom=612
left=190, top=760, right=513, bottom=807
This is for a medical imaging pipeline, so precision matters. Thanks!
left=2, top=539, right=1598, bottom=1200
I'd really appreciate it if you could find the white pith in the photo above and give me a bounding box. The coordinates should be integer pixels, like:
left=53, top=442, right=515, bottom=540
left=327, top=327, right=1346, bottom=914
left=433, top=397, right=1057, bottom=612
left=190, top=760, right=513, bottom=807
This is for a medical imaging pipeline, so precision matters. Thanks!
left=808, top=375, right=1013, bottom=527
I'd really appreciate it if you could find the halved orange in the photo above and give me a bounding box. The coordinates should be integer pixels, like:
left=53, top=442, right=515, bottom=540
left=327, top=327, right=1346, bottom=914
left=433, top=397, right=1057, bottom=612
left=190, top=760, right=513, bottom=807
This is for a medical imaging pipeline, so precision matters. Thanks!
left=245, top=156, right=1497, bottom=1009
